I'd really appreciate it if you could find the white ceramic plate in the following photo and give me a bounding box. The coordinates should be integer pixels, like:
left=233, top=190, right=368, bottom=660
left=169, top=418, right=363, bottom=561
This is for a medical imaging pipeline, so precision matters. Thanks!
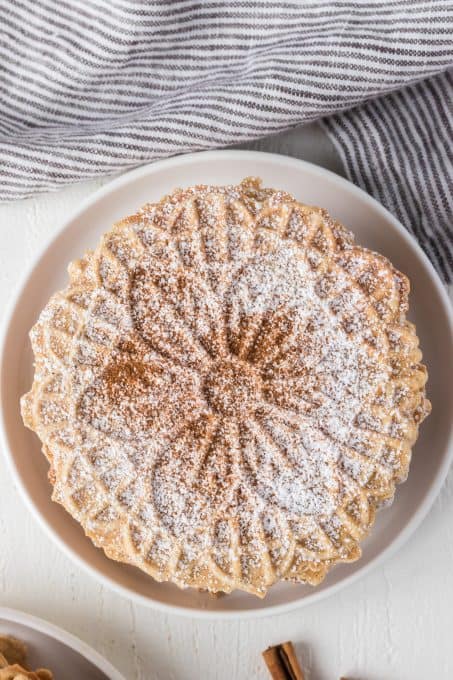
left=1, top=150, right=452, bottom=619
left=0, top=608, right=124, bottom=679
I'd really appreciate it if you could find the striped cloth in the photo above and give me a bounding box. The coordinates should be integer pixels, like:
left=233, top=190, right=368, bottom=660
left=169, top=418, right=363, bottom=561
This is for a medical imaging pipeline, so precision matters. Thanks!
left=0, top=1, right=452, bottom=280
left=322, top=71, right=453, bottom=282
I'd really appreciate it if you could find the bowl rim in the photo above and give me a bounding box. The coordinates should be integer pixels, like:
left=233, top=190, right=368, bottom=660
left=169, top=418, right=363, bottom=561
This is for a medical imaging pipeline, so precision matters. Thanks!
left=0, top=606, right=125, bottom=679
left=1, top=149, right=452, bottom=619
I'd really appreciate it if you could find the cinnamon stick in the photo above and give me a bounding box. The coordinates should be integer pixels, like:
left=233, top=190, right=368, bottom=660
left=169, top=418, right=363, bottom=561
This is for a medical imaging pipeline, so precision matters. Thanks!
left=262, top=641, right=304, bottom=680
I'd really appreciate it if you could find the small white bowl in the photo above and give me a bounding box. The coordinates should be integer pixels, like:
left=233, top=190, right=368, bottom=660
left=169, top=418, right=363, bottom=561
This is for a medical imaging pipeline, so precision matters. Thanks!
left=1, top=150, right=452, bottom=618
left=0, top=608, right=125, bottom=679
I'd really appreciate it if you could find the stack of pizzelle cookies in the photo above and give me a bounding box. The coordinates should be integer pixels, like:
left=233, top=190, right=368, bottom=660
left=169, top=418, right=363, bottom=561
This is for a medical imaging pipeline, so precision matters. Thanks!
left=0, top=635, right=52, bottom=680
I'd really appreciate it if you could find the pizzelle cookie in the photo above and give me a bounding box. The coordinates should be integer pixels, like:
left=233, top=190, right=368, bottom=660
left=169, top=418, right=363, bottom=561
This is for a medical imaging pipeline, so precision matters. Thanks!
left=21, top=178, right=430, bottom=597
left=0, top=635, right=52, bottom=680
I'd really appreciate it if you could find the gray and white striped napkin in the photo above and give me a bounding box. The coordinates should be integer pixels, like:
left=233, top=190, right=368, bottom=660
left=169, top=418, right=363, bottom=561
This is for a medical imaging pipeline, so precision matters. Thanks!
left=0, top=1, right=452, bottom=280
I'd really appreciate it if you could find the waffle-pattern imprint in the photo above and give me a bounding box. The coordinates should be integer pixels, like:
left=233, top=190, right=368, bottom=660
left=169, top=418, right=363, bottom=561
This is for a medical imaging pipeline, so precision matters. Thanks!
left=21, top=178, right=430, bottom=597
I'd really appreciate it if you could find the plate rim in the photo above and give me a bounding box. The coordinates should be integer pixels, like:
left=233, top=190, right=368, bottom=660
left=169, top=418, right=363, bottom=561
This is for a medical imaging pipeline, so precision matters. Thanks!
left=1, top=149, right=452, bottom=620
left=0, top=607, right=126, bottom=679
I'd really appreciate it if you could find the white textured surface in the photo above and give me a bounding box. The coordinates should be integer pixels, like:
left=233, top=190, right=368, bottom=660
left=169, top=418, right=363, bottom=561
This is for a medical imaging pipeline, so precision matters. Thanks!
left=1, top=127, right=452, bottom=680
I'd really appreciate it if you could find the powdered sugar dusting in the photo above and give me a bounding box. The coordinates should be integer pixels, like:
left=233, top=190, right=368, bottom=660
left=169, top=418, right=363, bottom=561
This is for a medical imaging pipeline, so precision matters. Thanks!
left=21, top=178, right=430, bottom=594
